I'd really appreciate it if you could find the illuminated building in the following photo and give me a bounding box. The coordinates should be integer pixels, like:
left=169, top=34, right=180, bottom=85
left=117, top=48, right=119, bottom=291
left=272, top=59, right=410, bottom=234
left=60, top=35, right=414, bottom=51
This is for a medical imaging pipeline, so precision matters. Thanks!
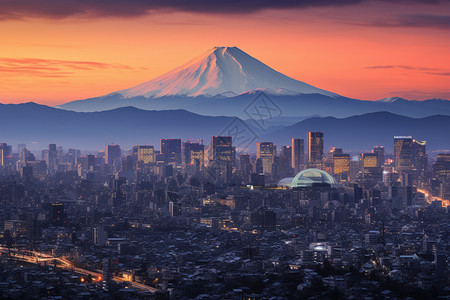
left=210, top=136, right=233, bottom=183
left=333, top=153, right=350, bottom=181
left=182, top=141, right=204, bottom=167
left=412, top=139, right=427, bottom=174
left=361, top=153, right=378, bottom=168
left=239, top=154, right=252, bottom=180
left=291, top=138, right=305, bottom=173
left=105, top=144, right=121, bottom=168
left=211, top=136, right=233, bottom=162
left=373, top=146, right=384, bottom=168
left=394, top=136, right=413, bottom=172
left=257, top=142, right=276, bottom=174
left=161, top=139, right=182, bottom=166
left=136, top=145, right=155, bottom=164
left=307, top=132, right=324, bottom=169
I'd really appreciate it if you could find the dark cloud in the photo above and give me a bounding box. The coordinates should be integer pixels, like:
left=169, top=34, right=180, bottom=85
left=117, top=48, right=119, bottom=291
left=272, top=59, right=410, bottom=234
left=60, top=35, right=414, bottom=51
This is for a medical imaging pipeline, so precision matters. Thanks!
left=0, top=57, right=144, bottom=78
left=366, top=65, right=440, bottom=71
left=346, top=14, right=450, bottom=29
left=0, top=0, right=448, bottom=20
left=425, top=71, right=450, bottom=76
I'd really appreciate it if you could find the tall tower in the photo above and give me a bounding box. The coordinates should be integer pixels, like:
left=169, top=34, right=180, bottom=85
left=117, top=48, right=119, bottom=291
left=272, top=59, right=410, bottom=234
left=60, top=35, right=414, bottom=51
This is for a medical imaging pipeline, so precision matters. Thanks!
left=412, top=139, right=427, bottom=174
left=210, top=136, right=233, bottom=183
left=291, top=138, right=305, bottom=173
left=394, top=136, right=413, bottom=172
left=256, top=142, right=276, bottom=175
left=307, top=132, right=324, bottom=169
left=160, top=139, right=182, bottom=166
left=136, top=145, right=155, bottom=164
left=373, top=146, right=385, bottom=168
left=105, top=144, right=121, bottom=174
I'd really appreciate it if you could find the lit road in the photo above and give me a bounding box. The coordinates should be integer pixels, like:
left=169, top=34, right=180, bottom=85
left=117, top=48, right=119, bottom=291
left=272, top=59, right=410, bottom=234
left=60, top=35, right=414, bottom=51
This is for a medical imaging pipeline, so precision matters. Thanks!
left=417, top=188, right=450, bottom=207
left=0, top=247, right=158, bottom=293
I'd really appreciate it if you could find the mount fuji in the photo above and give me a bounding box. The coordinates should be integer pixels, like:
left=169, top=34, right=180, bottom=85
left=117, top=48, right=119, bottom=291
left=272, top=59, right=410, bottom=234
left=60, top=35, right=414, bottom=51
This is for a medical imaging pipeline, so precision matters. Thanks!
left=56, top=47, right=450, bottom=119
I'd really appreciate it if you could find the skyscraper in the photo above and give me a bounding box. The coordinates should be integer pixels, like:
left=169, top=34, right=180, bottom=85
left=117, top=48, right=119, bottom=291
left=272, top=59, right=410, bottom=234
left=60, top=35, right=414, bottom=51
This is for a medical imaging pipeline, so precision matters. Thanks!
left=394, top=136, right=413, bottom=172
left=307, top=132, right=324, bottom=169
left=136, top=145, right=155, bottom=164
left=211, top=136, right=233, bottom=162
left=291, top=138, right=305, bottom=173
left=210, top=136, right=233, bottom=183
left=105, top=144, right=121, bottom=171
left=256, top=142, right=276, bottom=174
left=333, top=153, right=350, bottom=181
left=161, top=139, right=182, bottom=166
left=46, top=144, right=58, bottom=174
left=373, top=146, right=385, bottom=168
left=361, top=153, right=378, bottom=169
left=412, top=139, right=427, bottom=174
left=182, top=141, right=204, bottom=167
left=280, top=146, right=293, bottom=177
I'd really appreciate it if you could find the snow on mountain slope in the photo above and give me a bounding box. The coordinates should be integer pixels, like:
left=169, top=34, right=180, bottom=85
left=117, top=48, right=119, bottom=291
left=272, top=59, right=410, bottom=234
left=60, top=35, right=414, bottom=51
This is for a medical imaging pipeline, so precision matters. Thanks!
left=111, top=46, right=338, bottom=98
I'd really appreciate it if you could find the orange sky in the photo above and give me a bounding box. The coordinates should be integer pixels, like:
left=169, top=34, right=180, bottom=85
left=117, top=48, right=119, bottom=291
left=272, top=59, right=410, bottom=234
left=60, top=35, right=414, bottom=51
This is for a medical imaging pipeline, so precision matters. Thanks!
left=1, top=1, right=450, bottom=105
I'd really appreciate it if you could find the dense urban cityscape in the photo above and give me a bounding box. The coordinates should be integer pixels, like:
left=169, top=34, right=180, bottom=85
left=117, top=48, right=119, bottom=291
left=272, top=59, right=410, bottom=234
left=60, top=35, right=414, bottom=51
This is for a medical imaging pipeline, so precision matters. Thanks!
left=0, top=132, right=448, bottom=299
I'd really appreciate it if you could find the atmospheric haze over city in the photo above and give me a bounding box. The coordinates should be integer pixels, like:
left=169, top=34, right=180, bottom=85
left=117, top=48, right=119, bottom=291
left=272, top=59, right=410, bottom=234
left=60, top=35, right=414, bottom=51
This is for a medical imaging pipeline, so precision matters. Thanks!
left=0, top=0, right=449, bottom=299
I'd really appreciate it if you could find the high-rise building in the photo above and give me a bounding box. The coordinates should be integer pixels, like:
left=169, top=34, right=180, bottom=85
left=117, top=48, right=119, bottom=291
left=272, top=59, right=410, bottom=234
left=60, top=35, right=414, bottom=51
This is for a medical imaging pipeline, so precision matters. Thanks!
left=211, top=136, right=233, bottom=162
left=412, top=139, right=427, bottom=174
left=256, top=142, right=276, bottom=174
left=239, top=154, right=252, bottom=180
left=361, top=153, right=378, bottom=169
left=210, top=136, right=233, bottom=183
left=291, top=138, right=305, bottom=173
left=373, top=146, right=385, bottom=168
left=280, top=146, right=293, bottom=177
left=45, top=144, right=58, bottom=174
left=182, top=141, right=204, bottom=167
left=105, top=144, right=121, bottom=167
left=394, top=136, right=413, bottom=172
left=161, top=139, right=182, bottom=166
left=136, top=145, right=155, bottom=164
left=333, top=153, right=350, bottom=181
left=307, top=132, right=324, bottom=169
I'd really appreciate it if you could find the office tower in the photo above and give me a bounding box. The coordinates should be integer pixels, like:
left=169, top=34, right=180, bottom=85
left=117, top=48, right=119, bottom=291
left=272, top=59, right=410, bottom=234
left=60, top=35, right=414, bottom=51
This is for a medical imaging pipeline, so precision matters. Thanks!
left=433, top=154, right=450, bottom=200
left=239, top=154, right=252, bottom=180
left=102, top=257, right=113, bottom=290
left=0, top=147, right=3, bottom=167
left=136, top=145, right=155, bottom=164
left=211, top=136, right=233, bottom=162
left=161, top=139, right=182, bottom=166
left=291, top=138, right=305, bottom=173
left=210, top=136, right=233, bottom=183
left=394, top=136, right=413, bottom=172
left=43, top=144, right=58, bottom=174
left=280, top=146, right=293, bottom=177
left=105, top=144, right=121, bottom=172
left=333, top=153, right=350, bottom=181
left=307, top=132, right=324, bottom=169
left=182, top=141, right=204, bottom=167
left=412, top=139, right=427, bottom=173
left=361, top=153, right=378, bottom=168
left=373, top=146, right=384, bottom=168
left=256, top=142, right=276, bottom=174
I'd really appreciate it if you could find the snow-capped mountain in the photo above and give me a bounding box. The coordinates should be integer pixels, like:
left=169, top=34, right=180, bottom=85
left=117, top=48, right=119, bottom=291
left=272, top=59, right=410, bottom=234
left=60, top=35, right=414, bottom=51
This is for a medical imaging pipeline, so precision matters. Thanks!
left=109, top=46, right=337, bottom=98
left=56, top=46, right=450, bottom=118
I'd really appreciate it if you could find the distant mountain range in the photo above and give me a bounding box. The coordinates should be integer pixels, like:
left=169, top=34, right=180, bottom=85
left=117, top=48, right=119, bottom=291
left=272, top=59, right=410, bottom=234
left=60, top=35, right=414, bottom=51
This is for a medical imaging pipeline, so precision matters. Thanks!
left=55, top=47, right=450, bottom=119
left=0, top=103, right=448, bottom=151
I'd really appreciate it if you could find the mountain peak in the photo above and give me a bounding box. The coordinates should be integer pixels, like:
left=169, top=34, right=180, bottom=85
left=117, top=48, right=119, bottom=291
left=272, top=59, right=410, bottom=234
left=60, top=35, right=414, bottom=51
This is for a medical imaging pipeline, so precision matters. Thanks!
left=109, top=46, right=337, bottom=99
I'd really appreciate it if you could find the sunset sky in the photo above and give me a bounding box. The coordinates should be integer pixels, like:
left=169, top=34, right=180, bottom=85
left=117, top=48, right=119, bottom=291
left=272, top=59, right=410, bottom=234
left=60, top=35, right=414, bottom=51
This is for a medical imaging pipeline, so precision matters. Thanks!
left=1, top=0, right=450, bottom=105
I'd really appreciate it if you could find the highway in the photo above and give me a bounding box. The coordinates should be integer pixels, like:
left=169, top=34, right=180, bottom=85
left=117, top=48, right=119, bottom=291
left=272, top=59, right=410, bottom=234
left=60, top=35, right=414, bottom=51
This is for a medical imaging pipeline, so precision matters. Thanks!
left=0, top=246, right=158, bottom=293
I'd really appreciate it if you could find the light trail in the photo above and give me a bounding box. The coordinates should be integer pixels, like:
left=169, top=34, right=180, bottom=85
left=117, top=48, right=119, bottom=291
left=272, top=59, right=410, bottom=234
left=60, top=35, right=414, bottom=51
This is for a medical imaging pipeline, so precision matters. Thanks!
left=0, top=247, right=158, bottom=293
